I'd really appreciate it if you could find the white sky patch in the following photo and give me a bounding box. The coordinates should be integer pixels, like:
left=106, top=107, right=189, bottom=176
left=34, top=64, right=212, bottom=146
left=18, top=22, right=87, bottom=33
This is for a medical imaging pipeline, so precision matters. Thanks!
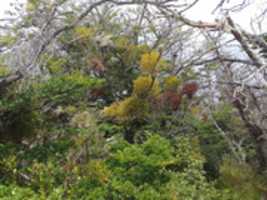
left=186, top=0, right=267, bottom=33
left=0, top=1, right=13, bottom=18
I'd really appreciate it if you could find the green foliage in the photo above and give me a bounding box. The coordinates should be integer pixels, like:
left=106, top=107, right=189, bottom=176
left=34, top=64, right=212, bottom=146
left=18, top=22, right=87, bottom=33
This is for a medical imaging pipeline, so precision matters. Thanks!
left=1, top=4, right=265, bottom=199
left=0, top=129, right=240, bottom=200
left=74, top=26, right=95, bottom=43
left=0, top=86, right=39, bottom=142
left=66, top=135, right=233, bottom=200
left=44, top=56, right=67, bottom=74
left=192, top=116, right=230, bottom=179
left=98, top=122, right=123, bottom=137
left=0, top=72, right=104, bottom=142
left=190, top=104, right=250, bottom=179
left=99, top=135, right=231, bottom=199
left=0, top=184, right=65, bottom=200
left=219, top=158, right=266, bottom=200
left=35, top=72, right=105, bottom=106
left=0, top=185, right=38, bottom=200
left=0, top=35, right=16, bottom=47
left=0, top=66, right=11, bottom=77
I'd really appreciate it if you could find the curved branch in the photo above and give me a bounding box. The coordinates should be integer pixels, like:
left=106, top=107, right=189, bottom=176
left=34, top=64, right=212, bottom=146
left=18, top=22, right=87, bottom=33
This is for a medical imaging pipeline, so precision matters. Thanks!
left=0, top=71, right=23, bottom=89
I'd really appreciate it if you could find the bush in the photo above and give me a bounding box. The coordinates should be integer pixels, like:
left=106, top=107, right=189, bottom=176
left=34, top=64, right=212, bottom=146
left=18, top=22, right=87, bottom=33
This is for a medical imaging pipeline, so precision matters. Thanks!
left=68, top=135, right=234, bottom=200
left=0, top=86, right=39, bottom=142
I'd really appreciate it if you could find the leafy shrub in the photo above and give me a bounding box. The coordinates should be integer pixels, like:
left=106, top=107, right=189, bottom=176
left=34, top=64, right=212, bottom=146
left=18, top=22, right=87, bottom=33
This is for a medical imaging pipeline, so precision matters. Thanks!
left=0, top=185, right=38, bottom=200
left=219, top=158, right=266, bottom=200
left=35, top=72, right=105, bottom=106
left=68, top=135, right=235, bottom=200
left=0, top=86, right=39, bottom=142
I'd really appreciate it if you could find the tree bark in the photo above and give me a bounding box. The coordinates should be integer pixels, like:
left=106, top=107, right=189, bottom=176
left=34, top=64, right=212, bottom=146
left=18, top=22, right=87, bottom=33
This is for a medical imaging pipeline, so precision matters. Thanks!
left=0, top=71, right=23, bottom=91
left=235, top=104, right=267, bottom=171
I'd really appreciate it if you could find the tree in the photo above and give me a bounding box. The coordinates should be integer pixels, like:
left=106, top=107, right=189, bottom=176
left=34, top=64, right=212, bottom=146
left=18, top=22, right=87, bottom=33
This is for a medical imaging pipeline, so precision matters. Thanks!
left=1, top=0, right=267, bottom=199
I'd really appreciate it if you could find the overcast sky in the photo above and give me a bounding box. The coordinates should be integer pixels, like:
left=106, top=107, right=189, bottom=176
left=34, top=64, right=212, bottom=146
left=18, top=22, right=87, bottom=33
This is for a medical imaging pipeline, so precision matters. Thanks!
left=187, top=0, right=267, bottom=33
left=0, top=0, right=266, bottom=33
left=0, top=1, right=13, bottom=16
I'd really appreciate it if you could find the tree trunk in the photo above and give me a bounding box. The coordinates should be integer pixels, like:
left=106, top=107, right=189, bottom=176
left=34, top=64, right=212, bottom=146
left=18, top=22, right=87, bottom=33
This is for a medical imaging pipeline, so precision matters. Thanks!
left=258, top=137, right=267, bottom=172
left=235, top=105, right=267, bottom=171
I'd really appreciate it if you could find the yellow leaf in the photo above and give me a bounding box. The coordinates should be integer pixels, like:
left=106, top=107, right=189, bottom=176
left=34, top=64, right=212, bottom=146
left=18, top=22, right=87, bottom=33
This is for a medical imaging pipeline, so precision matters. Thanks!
left=102, top=96, right=149, bottom=122
left=74, top=26, right=95, bottom=41
left=191, top=106, right=200, bottom=115
left=133, top=75, right=160, bottom=98
left=164, top=75, right=181, bottom=91
left=140, top=51, right=160, bottom=73
left=133, top=75, right=153, bottom=97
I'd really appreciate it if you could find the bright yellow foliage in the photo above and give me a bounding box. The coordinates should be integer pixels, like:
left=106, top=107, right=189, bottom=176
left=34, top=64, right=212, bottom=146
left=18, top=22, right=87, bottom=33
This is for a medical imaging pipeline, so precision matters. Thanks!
left=74, top=26, right=95, bottom=41
left=103, top=74, right=162, bottom=122
left=102, top=102, right=121, bottom=119
left=164, top=75, right=180, bottom=91
left=191, top=106, right=201, bottom=115
left=133, top=75, right=160, bottom=98
left=140, top=51, right=160, bottom=73
left=151, top=79, right=161, bottom=97
left=133, top=76, right=153, bottom=97
left=102, top=96, right=148, bottom=122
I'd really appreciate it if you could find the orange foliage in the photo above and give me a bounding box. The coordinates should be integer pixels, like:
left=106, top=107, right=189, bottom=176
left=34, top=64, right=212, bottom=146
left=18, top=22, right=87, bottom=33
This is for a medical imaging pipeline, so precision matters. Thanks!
left=181, top=82, right=198, bottom=98
left=159, top=91, right=182, bottom=111
left=90, top=88, right=105, bottom=99
left=90, top=58, right=106, bottom=74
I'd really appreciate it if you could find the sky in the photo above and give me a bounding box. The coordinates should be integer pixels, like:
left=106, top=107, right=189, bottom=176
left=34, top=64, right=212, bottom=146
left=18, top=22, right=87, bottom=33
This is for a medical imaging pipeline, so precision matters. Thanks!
left=0, top=1, right=13, bottom=17
left=186, top=0, right=267, bottom=33
left=0, top=0, right=266, bottom=33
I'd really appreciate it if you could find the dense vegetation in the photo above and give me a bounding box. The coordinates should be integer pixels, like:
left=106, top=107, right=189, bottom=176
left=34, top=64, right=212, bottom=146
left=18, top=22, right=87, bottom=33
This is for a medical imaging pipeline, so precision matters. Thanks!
left=0, top=0, right=267, bottom=199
